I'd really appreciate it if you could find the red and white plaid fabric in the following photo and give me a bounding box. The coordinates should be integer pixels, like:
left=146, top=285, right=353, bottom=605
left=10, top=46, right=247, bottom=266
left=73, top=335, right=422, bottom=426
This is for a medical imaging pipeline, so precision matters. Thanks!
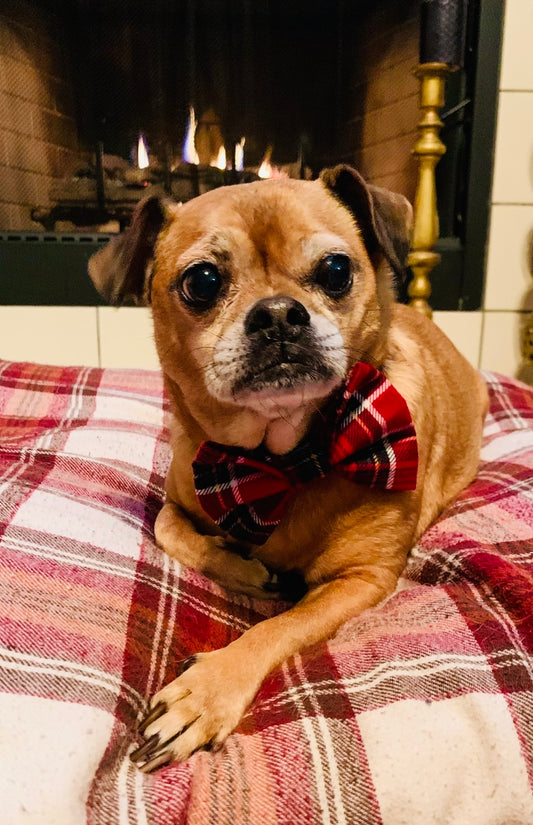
left=193, top=361, right=418, bottom=545
left=0, top=359, right=532, bottom=824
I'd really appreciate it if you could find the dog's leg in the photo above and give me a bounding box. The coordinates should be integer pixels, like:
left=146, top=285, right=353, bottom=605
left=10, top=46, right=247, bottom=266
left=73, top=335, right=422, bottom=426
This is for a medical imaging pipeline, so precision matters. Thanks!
left=131, top=563, right=400, bottom=770
left=155, top=502, right=288, bottom=599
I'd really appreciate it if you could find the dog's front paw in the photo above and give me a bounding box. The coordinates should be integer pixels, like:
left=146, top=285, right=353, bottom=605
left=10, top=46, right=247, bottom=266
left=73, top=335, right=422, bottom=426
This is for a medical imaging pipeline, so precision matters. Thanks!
left=218, top=553, right=279, bottom=599
left=130, top=651, right=255, bottom=771
left=209, top=538, right=304, bottom=600
left=212, top=538, right=307, bottom=601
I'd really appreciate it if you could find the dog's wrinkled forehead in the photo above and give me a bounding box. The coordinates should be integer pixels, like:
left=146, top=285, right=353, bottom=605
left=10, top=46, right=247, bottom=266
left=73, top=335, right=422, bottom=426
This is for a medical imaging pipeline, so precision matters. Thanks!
left=170, top=226, right=233, bottom=270
left=175, top=181, right=353, bottom=237
left=160, top=183, right=363, bottom=280
left=169, top=224, right=354, bottom=278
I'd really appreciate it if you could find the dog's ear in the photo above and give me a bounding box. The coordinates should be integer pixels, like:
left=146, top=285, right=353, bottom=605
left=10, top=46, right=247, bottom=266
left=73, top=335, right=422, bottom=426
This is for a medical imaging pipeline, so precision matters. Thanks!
left=320, top=165, right=412, bottom=286
left=88, top=196, right=168, bottom=306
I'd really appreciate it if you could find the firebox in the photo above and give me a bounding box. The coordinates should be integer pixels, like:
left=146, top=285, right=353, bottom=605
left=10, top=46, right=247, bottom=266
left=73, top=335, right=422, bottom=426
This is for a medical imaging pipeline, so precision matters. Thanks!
left=0, top=0, right=503, bottom=310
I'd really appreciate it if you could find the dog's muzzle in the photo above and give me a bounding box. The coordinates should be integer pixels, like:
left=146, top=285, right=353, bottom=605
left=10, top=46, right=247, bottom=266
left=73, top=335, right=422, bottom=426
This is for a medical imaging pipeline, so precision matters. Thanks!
left=234, top=295, right=332, bottom=393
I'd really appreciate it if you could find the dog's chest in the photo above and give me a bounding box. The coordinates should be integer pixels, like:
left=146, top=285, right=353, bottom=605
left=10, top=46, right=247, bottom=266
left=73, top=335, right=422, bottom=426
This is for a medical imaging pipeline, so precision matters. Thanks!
left=249, top=474, right=360, bottom=571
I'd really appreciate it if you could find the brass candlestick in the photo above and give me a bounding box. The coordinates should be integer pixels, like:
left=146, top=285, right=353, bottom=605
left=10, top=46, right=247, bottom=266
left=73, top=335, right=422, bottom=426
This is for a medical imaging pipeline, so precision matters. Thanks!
left=407, top=62, right=453, bottom=317
left=520, top=312, right=533, bottom=385
left=522, top=316, right=533, bottom=360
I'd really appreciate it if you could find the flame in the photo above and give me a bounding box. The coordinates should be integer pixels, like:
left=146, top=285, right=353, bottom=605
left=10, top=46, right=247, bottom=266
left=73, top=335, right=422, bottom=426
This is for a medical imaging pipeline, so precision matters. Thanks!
left=183, top=105, right=200, bottom=164
left=258, top=159, right=273, bottom=178
left=258, top=146, right=273, bottom=179
left=211, top=145, right=226, bottom=170
left=235, top=137, right=245, bottom=172
left=137, top=134, right=149, bottom=169
left=258, top=146, right=287, bottom=179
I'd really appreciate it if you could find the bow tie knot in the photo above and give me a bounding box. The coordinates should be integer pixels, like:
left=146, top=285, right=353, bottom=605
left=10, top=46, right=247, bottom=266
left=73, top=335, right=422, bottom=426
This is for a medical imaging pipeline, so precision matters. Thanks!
left=192, top=362, right=418, bottom=545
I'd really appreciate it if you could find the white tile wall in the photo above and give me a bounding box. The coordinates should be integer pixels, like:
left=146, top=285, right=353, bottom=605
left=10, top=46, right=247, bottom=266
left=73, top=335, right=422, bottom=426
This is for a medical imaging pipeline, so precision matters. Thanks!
left=0, top=306, right=161, bottom=370
left=491, top=91, right=533, bottom=205
left=0, top=305, right=491, bottom=373
left=480, top=311, right=526, bottom=376
left=432, top=311, right=482, bottom=366
left=485, top=205, right=533, bottom=311
left=97, top=307, right=159, bottom=369
left=481, top=0, right=533, bottom=382
left=499, top=0, right=533, bottom=91
left=0, top=306, right=99, bottom=366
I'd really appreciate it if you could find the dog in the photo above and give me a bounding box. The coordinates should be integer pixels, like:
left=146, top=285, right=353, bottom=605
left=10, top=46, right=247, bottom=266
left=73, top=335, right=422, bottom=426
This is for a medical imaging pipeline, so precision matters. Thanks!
left=89, top=165, right=488, bottom=771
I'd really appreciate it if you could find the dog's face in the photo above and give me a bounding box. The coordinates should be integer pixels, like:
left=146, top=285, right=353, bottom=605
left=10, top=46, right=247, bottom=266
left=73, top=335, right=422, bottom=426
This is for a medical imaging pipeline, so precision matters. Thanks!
left=89, top=166, right=411, bottom=453
left=150, top=179, right=383, bottom=451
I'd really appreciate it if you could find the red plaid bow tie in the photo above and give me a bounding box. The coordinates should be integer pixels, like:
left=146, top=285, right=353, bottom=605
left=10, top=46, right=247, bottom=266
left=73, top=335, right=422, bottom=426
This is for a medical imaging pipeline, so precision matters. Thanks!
left=192, top=362, right=418, bottom=545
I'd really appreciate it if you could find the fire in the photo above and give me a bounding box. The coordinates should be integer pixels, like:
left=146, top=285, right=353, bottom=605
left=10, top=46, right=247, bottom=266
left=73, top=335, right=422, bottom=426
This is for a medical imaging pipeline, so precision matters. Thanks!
left=211, top=145, right=226, bottom=170
left=258, top=146, right=273, bottom=179
left=235, top=137, right=245, bottom=172
left=258, top=146, right=286, bottom=179
left=137, top=134, right=149, bottom=169
left=183, top=105, right=200, bottom=165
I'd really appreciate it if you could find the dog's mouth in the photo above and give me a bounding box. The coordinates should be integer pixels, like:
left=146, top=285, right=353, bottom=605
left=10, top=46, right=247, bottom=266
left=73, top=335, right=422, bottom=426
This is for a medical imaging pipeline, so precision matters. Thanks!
left=233, top=355, right=334, bottom=396
left=230, top=350, right=342, bottom=419
left=233, top=340, right=334, bottom=398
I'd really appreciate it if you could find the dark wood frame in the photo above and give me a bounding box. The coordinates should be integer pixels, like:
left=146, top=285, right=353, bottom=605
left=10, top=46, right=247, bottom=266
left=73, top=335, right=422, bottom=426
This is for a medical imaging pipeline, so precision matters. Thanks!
left=430, top=0, right=505, bottom=310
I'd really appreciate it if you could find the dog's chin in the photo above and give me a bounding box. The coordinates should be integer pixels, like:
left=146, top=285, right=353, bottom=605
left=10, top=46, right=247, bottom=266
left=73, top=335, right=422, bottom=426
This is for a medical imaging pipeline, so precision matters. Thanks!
left=232, top=373, right=341, bottom=455
left=233, top=375, right=340, bottom=417
left=205, top=359, right=345, bottom=454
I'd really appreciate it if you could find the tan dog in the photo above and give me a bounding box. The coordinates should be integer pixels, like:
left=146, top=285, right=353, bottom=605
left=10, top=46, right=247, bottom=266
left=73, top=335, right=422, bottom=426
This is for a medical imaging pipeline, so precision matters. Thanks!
left=89, top=165, right=488, bottom=771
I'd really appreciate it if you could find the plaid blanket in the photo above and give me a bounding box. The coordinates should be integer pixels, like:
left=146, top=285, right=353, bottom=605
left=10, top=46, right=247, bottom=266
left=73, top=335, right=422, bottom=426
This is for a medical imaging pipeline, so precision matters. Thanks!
left=0, top=360, right=532, bottom=825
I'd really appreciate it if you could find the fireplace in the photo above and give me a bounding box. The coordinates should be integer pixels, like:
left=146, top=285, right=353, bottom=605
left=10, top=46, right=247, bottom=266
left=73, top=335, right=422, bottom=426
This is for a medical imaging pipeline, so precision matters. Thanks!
left=0, top=0, right=503, bottom=310
left=0, top=0, right=426, bottom=230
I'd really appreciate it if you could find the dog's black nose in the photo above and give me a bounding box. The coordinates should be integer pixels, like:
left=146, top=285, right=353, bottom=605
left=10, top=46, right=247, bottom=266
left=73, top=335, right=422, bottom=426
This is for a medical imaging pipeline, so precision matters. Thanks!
left=245, top=296, right=310, bottom=340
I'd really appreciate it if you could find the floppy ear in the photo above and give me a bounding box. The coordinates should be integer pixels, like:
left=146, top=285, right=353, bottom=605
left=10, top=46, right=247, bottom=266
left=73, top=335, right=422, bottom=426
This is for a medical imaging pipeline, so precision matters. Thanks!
left=88, top=196, right=168, bottom=306
left=320, top=165, right=412, bottom=289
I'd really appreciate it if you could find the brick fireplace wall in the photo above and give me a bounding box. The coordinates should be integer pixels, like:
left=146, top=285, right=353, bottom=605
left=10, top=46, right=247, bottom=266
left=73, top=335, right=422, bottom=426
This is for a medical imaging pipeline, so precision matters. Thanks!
left=0, top=0, right=420, bottom=231
left=0, top=0, right=79, bottom=230
left=340, top=0, right=420, bottom=203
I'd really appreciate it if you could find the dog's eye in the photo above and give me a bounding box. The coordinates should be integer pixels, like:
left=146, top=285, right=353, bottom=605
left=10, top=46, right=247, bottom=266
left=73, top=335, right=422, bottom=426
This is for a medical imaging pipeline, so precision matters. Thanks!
left=314, top=254, right=353, bottom=298
left=180, top=263, right=222, bottom=308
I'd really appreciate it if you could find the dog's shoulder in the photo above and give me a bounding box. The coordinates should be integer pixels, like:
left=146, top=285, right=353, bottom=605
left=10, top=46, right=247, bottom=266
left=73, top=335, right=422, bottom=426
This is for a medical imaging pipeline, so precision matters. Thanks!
left=385, top=302, right=487, bottom=425
left=387, top=303, right=474, bottom=376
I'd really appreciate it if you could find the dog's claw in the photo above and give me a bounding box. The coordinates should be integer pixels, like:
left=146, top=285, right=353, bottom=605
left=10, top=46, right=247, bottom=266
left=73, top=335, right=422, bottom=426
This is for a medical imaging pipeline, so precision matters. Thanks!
left=130, top=733, right=161, bottom=765
left=177, top=655, right=197, bottom=675
left=137, top=751, right=172, bottom=773
left=138, top=701, right=167, bottom=735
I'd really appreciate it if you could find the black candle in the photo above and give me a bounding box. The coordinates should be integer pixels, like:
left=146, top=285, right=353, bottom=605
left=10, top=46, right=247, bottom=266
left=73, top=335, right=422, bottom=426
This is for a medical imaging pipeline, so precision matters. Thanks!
left=419, top=0, right=467, bottom=69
